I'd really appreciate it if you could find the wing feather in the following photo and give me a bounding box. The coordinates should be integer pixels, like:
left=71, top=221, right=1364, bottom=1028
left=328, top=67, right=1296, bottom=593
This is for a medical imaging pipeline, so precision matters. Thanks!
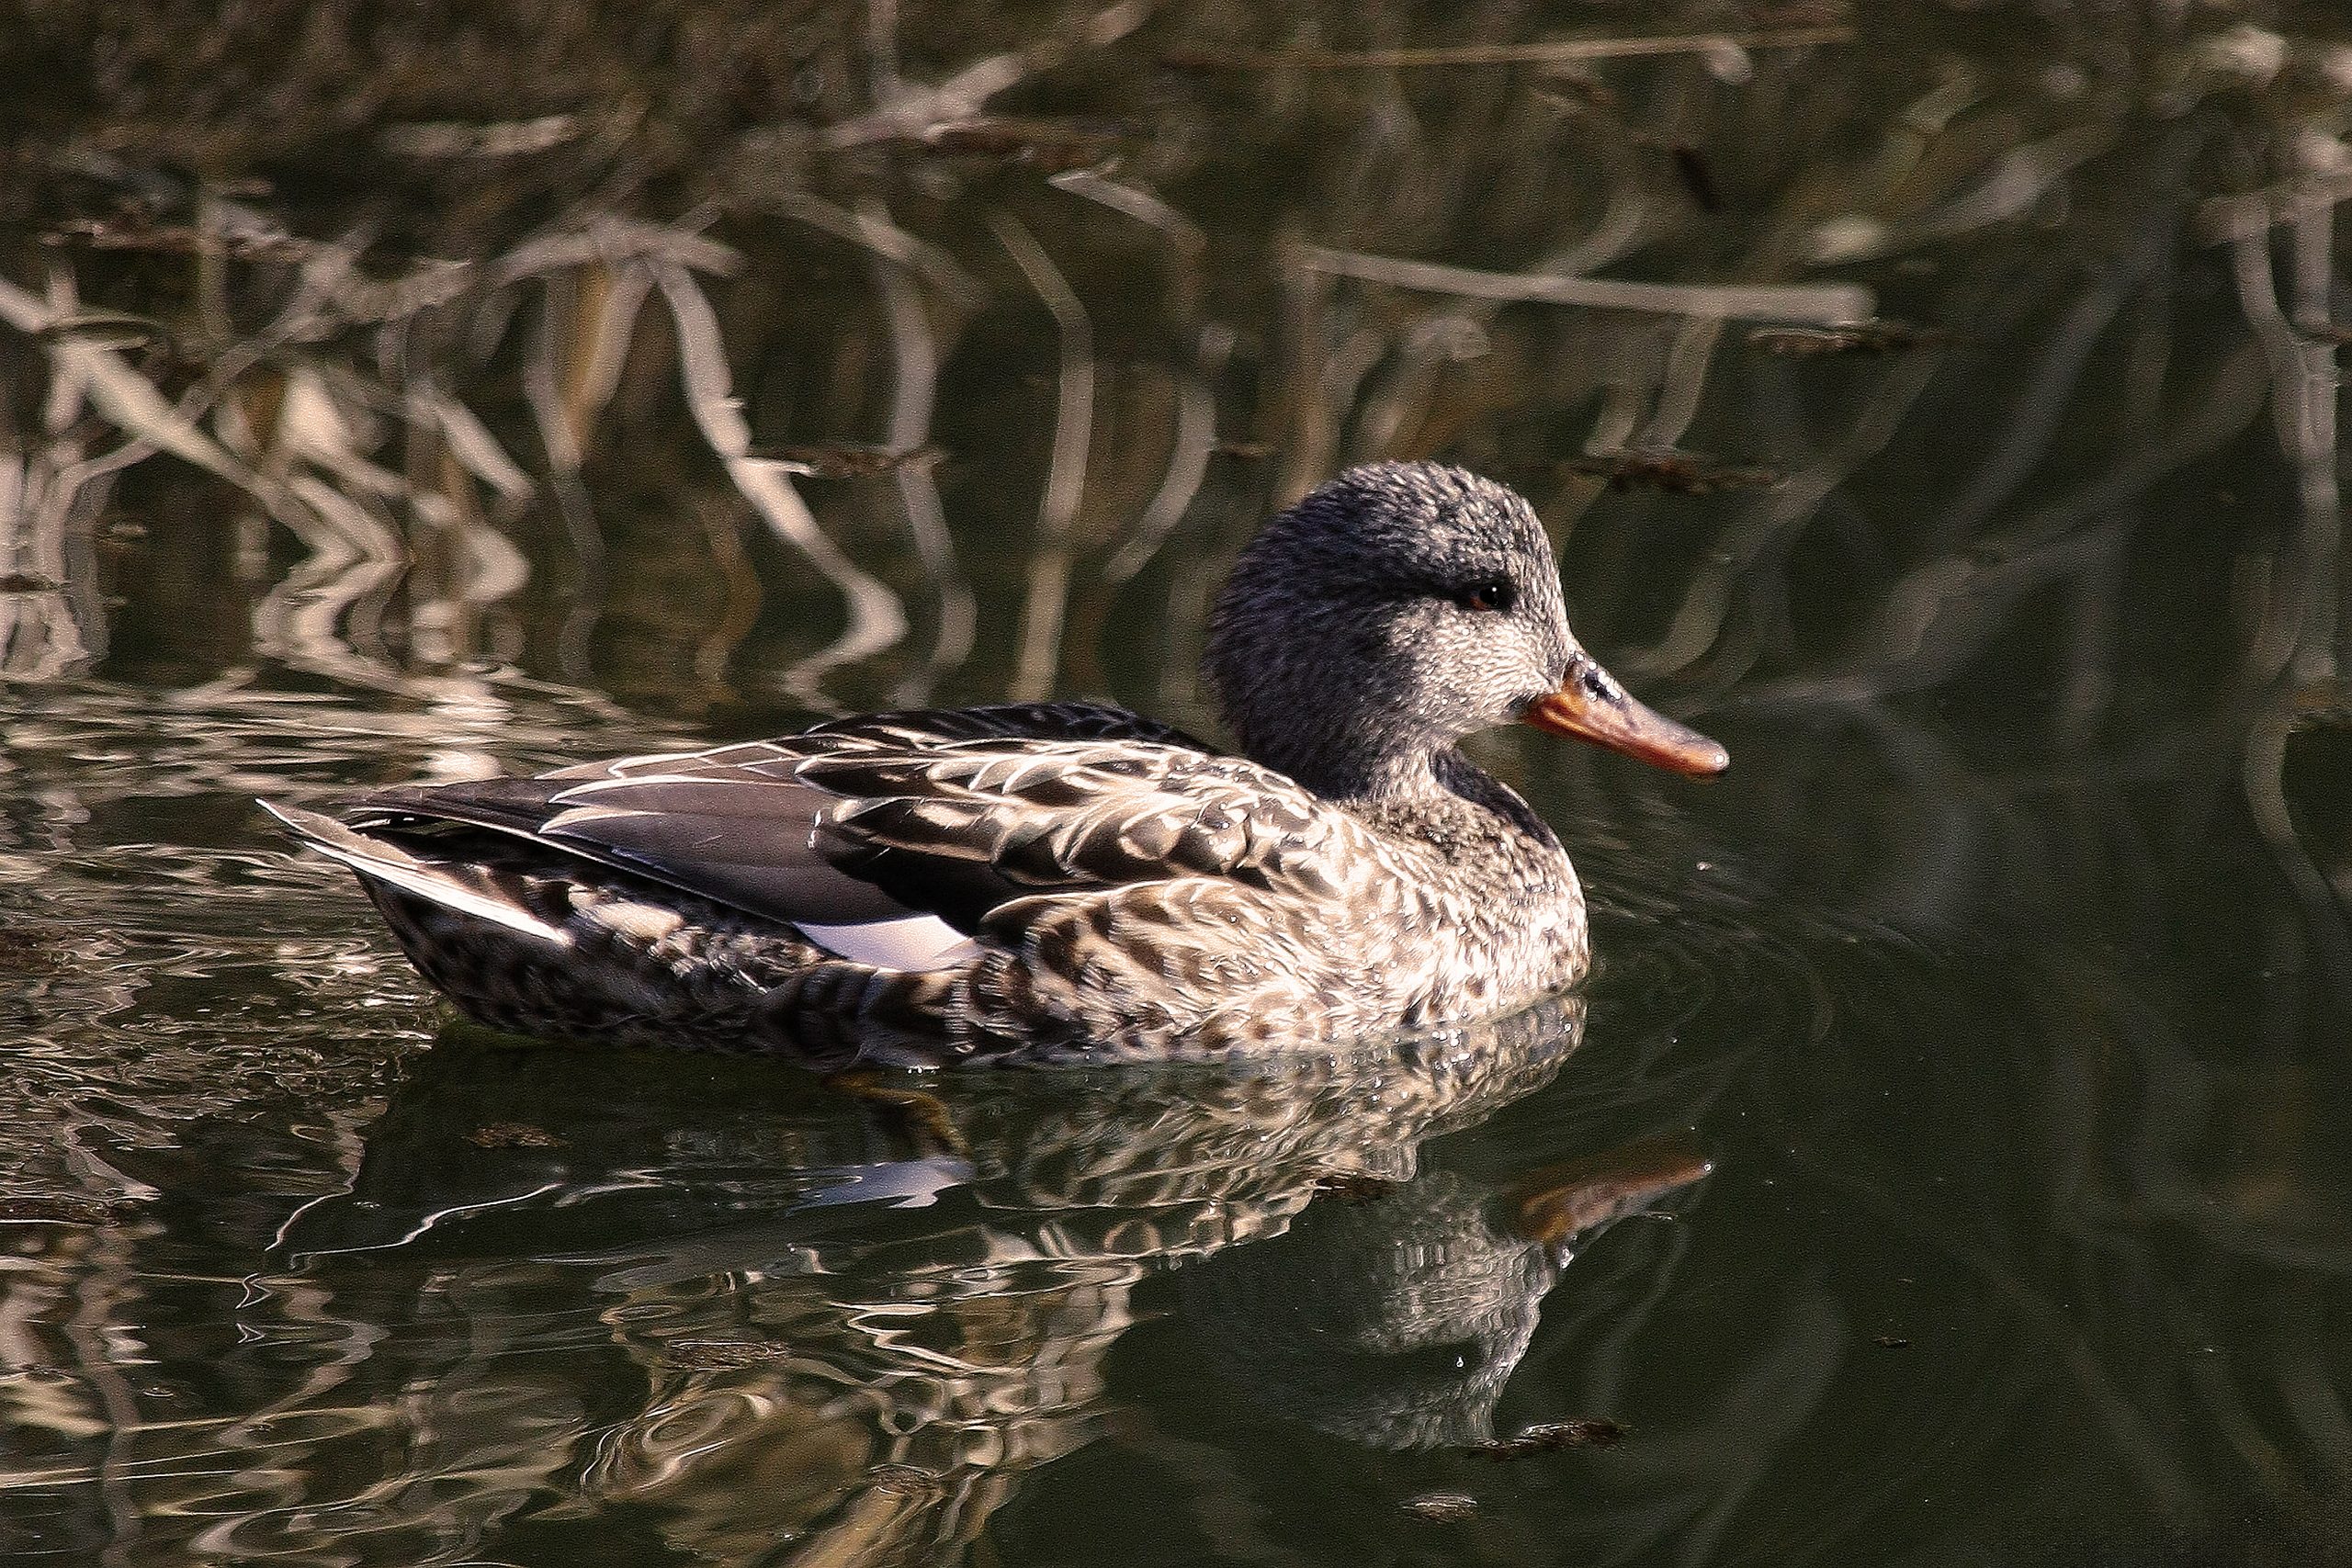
left=803, top=739, right=1378, bottom=902
left=320, top=703, right=1378, bottom=976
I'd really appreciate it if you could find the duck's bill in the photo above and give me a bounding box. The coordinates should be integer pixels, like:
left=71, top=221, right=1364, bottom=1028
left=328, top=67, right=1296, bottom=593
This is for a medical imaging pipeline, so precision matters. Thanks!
left=1502, top=1133, right=1714, bottom=1247
left=1521, top=656, right=1729, bottom=776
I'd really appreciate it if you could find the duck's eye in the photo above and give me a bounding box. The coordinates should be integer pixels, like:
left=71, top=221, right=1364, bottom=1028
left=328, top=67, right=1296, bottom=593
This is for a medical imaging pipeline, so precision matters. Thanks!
left=1453, top=579, right=1516, bottom=614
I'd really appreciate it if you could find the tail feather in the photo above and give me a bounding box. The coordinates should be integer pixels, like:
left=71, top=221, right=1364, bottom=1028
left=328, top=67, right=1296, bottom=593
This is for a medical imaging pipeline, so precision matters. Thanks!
left=259, top=800, right=571, bottom=947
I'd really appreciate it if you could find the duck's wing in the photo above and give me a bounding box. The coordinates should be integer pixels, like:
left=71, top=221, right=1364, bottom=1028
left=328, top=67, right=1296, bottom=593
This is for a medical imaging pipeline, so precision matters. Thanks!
left=797, top=734, right=1364, bottom=908
left=321, top=703, right=1382, bottom=961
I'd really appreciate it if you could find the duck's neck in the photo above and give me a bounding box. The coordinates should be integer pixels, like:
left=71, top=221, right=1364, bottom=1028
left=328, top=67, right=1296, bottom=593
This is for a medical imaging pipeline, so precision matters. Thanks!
left=1241, top=729, right=1453, bottom=807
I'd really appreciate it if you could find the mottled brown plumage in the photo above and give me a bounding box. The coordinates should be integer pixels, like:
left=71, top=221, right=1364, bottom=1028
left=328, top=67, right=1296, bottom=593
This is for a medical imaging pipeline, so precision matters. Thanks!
left=266, top=461, right=1725, bottom=1066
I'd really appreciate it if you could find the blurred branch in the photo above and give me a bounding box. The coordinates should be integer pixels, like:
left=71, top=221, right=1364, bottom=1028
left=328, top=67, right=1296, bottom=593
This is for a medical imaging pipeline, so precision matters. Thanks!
left=651, top=262, right=908, bottom=699
left=1297, top=245, right=1871, bottom=324
left=1103, top=326, right=1227, bottom=586
left=990, top=211, right=1095, bottom=705
left=825, top=0, right=1158, bottom=145
left=1160, top=27, right=1852, bottom=72
left=867, top=206, right=977, bottom=703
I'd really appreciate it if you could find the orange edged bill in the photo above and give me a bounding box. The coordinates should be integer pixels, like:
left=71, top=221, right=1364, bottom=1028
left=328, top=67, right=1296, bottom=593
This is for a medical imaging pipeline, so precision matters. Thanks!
left=1522, top=654, right=1728, bottom=777
left=1502, top=1133, right=1714, bottom=1247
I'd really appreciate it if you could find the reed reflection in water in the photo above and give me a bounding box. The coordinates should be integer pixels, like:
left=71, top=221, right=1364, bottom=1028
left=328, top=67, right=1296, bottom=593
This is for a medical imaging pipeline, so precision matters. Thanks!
left=8, top=2, right=2352, bottom=1563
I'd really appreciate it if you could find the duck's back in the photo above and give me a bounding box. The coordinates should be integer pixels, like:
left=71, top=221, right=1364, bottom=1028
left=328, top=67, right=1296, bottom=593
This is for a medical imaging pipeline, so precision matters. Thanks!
left=270, top=703, right=1562, bottom=1066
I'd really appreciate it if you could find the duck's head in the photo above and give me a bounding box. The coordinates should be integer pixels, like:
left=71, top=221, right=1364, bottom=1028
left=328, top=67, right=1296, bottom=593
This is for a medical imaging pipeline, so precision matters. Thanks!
left=1204, top=461, right=1727, bottom=800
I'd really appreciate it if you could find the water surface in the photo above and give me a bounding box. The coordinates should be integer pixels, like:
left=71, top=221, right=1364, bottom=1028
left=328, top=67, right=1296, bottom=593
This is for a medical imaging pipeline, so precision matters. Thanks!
left=7, top=5, right=2352, bottom=1562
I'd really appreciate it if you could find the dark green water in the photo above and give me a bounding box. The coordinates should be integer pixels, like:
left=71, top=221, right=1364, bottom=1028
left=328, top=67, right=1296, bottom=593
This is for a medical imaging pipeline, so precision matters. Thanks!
left=8, top=4, right=2352, bottom=1562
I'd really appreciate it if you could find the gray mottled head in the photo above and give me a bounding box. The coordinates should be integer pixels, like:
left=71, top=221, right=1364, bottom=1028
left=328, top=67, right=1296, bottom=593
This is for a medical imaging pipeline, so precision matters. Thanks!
left=1174, top=1170, right=1559, bottom=1450
left=1204, top=461, right=1727, bottom=799
left=1204, top=463, right=1573, bottom=797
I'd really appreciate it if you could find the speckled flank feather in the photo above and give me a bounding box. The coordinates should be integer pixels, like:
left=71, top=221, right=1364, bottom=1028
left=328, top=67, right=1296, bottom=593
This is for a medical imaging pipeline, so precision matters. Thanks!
left=269, top=461, right=1624, bottom=1067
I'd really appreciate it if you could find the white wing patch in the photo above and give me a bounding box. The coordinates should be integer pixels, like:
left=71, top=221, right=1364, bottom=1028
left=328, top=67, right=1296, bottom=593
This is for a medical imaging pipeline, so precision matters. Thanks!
left=795, top=916, right=978, bottom=971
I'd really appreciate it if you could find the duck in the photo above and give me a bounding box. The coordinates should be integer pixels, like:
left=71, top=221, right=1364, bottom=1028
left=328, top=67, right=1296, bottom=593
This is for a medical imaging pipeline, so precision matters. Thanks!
left=265, top=460, right=1726, bottom=1067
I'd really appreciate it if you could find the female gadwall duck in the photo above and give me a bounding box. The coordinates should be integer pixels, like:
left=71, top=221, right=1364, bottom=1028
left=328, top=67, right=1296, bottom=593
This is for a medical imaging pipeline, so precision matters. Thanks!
left=267, top=461, right=1725, bottom=1066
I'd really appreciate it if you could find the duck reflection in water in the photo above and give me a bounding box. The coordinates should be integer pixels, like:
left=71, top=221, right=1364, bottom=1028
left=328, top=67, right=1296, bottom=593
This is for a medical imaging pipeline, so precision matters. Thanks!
left=1175, top=1137, right=1705, bottom=1454
left=256, top=998, right=1704, bottom=1565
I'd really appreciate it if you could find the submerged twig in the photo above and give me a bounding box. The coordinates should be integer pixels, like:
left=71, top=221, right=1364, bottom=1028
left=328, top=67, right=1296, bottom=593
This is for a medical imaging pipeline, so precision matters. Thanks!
left=1159, top=27, right=1851, bottom=72
left=1747, top=320, right=1951, bottom=355
left=1563, top=448, right=1781, bottom=494
left=919, top=116, right=1124, bottom=174
left=758, top=444, right=944, bottom=479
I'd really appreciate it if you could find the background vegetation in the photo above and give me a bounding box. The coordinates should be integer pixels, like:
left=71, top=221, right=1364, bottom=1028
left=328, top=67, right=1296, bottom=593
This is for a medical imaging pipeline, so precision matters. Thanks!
left=8, top=4, right=2352, bottom=1563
